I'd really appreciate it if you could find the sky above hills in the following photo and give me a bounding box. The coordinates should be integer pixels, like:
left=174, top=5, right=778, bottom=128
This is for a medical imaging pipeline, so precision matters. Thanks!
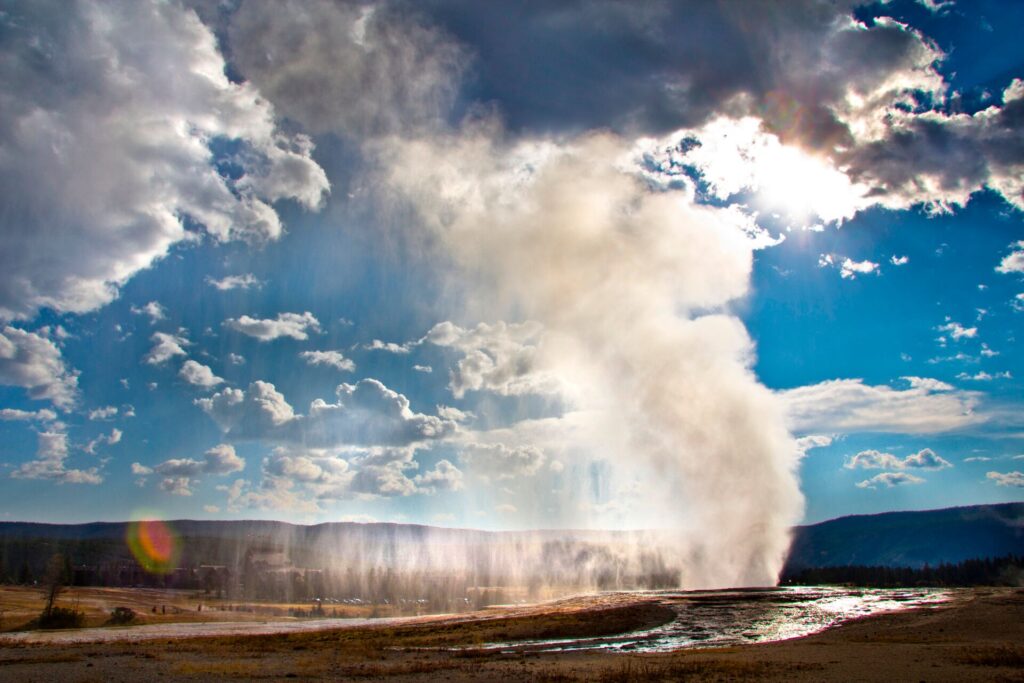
left=1, top=0, right=1023, bottom=534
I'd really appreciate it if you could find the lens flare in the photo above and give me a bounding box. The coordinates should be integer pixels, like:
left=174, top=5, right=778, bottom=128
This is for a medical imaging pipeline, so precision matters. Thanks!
left=126, top=517, right=181, bottom=574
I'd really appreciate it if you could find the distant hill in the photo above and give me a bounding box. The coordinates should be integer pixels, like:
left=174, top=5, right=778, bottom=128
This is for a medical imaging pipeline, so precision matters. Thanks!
left=783, top=502, right=1024, bottom=571
left=1, top=503, right=1021, bottom=589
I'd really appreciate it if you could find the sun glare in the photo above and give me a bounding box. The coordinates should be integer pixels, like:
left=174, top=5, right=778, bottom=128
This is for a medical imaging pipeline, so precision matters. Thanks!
left=677, top=117, right=868, bottom=228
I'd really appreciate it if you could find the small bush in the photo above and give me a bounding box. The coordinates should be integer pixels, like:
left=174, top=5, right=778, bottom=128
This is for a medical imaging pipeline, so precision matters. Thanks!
left=109, top=606, right=136, bottom=625
left=38, top=606, right=85, bottom=629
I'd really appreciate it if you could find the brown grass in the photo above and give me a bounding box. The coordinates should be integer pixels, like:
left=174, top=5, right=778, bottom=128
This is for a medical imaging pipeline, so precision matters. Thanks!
left=959, top=645, right=1024, bottom=667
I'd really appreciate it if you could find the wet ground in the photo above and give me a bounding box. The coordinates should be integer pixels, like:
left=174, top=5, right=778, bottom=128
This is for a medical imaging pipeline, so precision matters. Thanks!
left=458, top=586, right=951, bottom=653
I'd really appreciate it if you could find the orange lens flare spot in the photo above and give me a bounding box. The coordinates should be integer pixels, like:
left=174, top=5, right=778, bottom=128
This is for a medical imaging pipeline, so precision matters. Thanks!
left=127, top=518, right=180, bottom=574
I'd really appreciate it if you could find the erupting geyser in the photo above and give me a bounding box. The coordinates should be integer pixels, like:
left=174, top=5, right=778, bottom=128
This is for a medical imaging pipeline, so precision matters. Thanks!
left=373, top=128, right=805, bottom=589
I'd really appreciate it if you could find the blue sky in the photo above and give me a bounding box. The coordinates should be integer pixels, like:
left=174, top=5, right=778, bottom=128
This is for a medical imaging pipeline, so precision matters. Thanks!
left=1, top=0, right=1022, bottom=538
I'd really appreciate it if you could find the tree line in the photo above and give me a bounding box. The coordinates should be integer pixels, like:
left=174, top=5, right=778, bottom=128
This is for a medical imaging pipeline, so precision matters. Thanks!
left=781, top=554, right=1023, bottom=587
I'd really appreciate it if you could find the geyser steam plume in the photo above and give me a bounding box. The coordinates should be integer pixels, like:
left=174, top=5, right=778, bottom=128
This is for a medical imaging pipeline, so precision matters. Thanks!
left=373, top=127, right=805, bottom=588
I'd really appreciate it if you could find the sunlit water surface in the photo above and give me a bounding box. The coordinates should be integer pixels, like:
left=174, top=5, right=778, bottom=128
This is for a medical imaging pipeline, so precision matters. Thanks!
left=479, top=586, right=952, bottom=653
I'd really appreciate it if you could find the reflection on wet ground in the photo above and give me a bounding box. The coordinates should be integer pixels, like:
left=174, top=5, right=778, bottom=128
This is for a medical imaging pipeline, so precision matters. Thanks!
left=0, top=586, right=950, bottom=650
left=471, top=586, right=952, bottom=653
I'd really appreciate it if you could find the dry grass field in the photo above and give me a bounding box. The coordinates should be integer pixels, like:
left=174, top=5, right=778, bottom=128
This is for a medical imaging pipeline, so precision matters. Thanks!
left=0, top=585, right=379, bottom=631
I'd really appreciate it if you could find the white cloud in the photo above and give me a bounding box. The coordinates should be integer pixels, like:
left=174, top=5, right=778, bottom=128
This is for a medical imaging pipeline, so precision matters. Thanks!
left=780, top=377, right=983, bottom=434
left=890, top=255, right=909, bottom=266
left=845, top=447, right=951, bottom=470
left=88, top=406, right=118, bottom=420
left=300, top=350, right=355, bottom=372
left=179, top=360, right=224, bottom=388
left=256, top=445, right=458, bottom=502
left=150, top=444, right=244, bottom=497
left=840, top=258, right=880, bottom=279
left=227, top=353, right=246, bottom=365
left=458, top=443, right=546, bottom=480
left=413, top=364, right=433, bottom=373
left=996, top=241, right=1024, bottom=274
left=0, top=1, right=328, bottom=320
left=424, top=321, right=563, bottom=399
left=144, top=331, right=190, bottom=365
left=160, top=476, right=194, bottom=496
left=205, top=274, right=262, bottom=291
left=12, top=430, right=101, bottom=484
left=986, top=470, right=1024, bottom=487
left=130, top=301, right=166, bottom=324
left=957, top=371, right=1011, bottom=381
left=225, top=312, right=320, bottom=341
left=0, top=326, right=79, bottom=409
left=938, top=321, right=977, bottom=340
left=794, top=434, right=834, bottom=456
left=856, top=472, right=925, bottom=489
left=414, top=459, right=464, bottom=493
left=197, top=378, right=455, bottom=448
left=817, top=254, right=880, bottom=279
left=437, top=405, right=474, bottom=423
left=0, top=407, right=57, bottom=422
left=84, top=427, right=122, bottom=455
left=364, top=339, right=415, bottom=354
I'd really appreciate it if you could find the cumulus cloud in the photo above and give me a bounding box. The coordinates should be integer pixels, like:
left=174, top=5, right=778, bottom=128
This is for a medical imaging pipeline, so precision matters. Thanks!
left=130, top=301, right=166, bottom=324
left=938, top=321, right=977, bottom=341
left=205, top=273, right=262, bottom=291
left=254, top=445, right=456, bottom=503
left=364, top=339, right=415, bottom=354
left=0, top=0, right=328, bottom=320
left=957, top=371, right=1011, bottom=381
left=996, top=241, right=1024, bottom=274
left=84, top=427, right=122, bottom=455
left=987, top=471, right=1024, bottom=487
left=178, top=360, right=224, bottom=388
left=818, top=254, right=880, bottom=279
left=414, top=459, right=464, bottom=493
left=437, top=405, right=473, bottom=423
left=458, top=443, right=546, bottom=480
left=300, top=350, right=355, bottom=372
left=781, top=377, right=983, bottom=434
left=226, top=0, right=466, bottom=138
left=225, top=312, right=320, bottom=341
left=890, top=255, right=909, bottom=266
left=88, top=406, right=118, bottom=420
left=251, top=446, right=421, bottom=502
left=197, top=378, right=455, bottom=448
left=845, top=447, right=951, bottom=470
left=839, top=78, right=1024, bottom=213
left=1, top=407, right=57, bottom=422
left=856, top=471, right=925, bottom=489
left=840, top=258, right=881, bottom=279
left=149, top=443, right=244, bottom=496
left=0, top=326, right=79, bottom=409
left=424, top=321, right=563, bottom=399
left=12, top=430, right=101, bottom=484
left=795, top=434, right=834, bottom=456
left=144, top=331, right=190, bottom=365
